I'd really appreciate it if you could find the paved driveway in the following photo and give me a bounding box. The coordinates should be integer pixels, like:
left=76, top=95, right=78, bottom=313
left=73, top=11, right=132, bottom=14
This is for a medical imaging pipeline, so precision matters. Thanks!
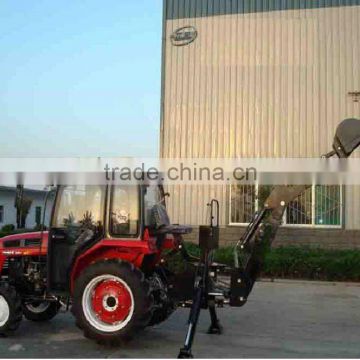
left=1, top=280, right=360, bottom=358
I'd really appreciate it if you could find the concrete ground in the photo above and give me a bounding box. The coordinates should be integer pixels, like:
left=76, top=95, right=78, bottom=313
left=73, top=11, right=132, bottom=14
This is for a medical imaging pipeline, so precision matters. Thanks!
left=1, top=280, right=360, bottom=358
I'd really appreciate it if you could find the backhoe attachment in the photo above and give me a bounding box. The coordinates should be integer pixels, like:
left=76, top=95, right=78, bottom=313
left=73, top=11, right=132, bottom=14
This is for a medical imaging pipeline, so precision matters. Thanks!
left=177, top=118, right=360, bottom=358
left=231, top=118, right=360, bottom=306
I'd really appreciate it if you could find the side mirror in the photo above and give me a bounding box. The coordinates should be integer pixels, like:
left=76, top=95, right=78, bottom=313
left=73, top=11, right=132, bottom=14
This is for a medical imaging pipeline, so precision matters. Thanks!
left=333, top=118, right=360, bottom=158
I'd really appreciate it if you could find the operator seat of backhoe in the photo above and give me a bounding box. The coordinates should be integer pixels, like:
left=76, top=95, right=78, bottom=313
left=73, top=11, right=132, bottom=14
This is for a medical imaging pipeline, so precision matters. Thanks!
left=149, top=204, right=192, bottom=241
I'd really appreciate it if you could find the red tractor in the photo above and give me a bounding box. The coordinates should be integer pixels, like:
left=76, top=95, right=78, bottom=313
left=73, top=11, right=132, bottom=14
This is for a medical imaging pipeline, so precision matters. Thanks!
left=0, top=184, right=193, bottom=342
left=0, top=119, right=359, bottom=358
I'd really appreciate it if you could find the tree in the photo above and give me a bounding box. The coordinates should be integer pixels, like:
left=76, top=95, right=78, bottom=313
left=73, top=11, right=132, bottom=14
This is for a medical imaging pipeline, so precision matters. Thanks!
left=14, top=185, right=33, bottom=229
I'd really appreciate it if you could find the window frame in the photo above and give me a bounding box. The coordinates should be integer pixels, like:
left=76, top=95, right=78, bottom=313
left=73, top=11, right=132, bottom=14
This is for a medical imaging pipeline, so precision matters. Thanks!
left=229, top=184, right=344, bottom=229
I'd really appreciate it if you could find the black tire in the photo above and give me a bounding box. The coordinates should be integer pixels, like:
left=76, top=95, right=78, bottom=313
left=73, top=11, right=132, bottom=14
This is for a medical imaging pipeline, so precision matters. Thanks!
left=147, top=273, right=175, bottom=326
left=22, top=301, right=60, bottom=322
left=148, top=304, right=174, bottom=326
left=0, top=283, right=22, bottom=336
left=72, top=259, right=153, bottom=345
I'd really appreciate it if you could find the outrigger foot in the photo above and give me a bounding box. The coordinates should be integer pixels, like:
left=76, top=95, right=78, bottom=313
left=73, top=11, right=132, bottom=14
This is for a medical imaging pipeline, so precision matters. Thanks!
left=207, top=321, right=223, bottom=335
left=178, top=348, right=194, bottom=358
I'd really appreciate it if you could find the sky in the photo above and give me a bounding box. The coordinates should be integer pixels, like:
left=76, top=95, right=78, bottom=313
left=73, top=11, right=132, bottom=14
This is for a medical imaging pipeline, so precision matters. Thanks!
left=0, top=0, right=163, bottom=157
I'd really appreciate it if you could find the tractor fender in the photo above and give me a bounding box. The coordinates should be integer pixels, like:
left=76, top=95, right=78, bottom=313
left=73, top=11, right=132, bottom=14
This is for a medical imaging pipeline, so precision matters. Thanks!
left=70, top=239, right=152, bottom=293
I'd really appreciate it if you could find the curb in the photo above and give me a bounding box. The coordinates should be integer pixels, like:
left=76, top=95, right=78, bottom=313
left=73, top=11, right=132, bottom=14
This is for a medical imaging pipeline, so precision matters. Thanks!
left=258, top=277, right=360, bottom=287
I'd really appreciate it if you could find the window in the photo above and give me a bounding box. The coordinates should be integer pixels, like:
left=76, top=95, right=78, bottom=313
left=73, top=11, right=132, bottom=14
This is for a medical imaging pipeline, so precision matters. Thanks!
left=53, top=185, right=106, bottom=229
left=286, top=187, right=312, bottom=225
left=144, top=185, right=165, bottom=226
left=230, top=185, right=342, bottom=228
left=286, top=185, right=342, bottom=227
left=35, top=206, right=42, bottom=226
left=0, top=206, right=4, bottom=223
left=110, top=186, right=139, bottom=236
left=230, top=185, right=256, bottom=224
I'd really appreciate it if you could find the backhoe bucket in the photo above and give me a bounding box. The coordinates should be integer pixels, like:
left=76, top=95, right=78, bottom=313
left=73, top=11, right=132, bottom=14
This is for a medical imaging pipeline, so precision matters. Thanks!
left=333, top=118, right=360, bottom=157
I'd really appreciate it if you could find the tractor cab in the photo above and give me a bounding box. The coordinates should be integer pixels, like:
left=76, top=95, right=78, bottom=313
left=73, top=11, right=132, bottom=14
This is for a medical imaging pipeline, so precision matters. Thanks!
left=47, top=183, right=190, bottom=293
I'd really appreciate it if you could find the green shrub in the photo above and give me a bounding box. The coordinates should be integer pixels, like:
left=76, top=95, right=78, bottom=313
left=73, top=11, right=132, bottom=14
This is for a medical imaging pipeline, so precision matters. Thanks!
left=183, top=242, right=360, bottom=282
left=33, top=224, right=47, bottom=231
left=1, top=224, right=15, bottom=232
left=262, top=247, right=360, bottom=281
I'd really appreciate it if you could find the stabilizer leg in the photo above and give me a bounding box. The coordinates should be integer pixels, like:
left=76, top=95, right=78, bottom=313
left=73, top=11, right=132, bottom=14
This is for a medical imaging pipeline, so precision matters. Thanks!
left=207, top=297, right=223, bottom=334
left=178, top=286, right=203, bottom=359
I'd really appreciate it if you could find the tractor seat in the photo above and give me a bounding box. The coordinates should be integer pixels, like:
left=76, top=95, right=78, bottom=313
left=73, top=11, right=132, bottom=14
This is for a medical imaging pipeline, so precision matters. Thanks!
left=153, top=224, right=192, bottom=235
left=149, top=204, right=192, bottom=235
left=75, top=229, right=94, bottom=245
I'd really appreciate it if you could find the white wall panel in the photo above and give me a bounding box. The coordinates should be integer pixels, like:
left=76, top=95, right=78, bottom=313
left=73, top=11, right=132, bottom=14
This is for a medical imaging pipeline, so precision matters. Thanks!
left=162, top=4, right=360, bottom=227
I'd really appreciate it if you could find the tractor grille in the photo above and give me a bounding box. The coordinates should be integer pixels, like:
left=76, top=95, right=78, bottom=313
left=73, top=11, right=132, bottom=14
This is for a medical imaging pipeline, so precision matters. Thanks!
left=1, top=258, right=9, bottom=276
left=2, top=258, right=9, bottom=270
left=3, top=238, right=41, bottom=248
left=3, top=240, right=21, bottom=248
left=24, top=238, right=41, bottom=247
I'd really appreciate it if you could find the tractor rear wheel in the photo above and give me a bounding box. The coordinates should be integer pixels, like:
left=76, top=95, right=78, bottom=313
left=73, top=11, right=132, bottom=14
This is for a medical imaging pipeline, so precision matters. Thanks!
left=0, top=283, right=22, bottom=336
left=23, top=301, right=61, bottom=322
left=72, top=259, right=153, bottom=345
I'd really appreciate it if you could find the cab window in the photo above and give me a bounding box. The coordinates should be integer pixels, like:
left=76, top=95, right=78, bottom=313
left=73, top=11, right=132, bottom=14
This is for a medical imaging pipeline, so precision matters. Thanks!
left=53, top=185, right=106, bottom=231
left=144, top=185, right=165, bottom=226
left=110, top=186, right=139, bottom=236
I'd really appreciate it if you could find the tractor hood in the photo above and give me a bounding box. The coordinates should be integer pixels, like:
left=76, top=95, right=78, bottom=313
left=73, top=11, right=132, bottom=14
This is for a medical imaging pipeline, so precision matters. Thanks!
left=0, top=231, right=48, bottom=255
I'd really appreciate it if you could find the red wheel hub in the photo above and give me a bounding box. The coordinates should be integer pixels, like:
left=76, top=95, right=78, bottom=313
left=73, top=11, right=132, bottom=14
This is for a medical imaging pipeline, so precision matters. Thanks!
left=91, top=279, right=132, bottom=324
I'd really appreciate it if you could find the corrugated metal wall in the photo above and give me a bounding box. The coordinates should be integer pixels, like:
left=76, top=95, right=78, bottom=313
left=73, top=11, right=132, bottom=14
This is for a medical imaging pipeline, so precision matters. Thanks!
left=161, top=1, right=360, bottom=228
left=165, top=0, right=360, bottom=20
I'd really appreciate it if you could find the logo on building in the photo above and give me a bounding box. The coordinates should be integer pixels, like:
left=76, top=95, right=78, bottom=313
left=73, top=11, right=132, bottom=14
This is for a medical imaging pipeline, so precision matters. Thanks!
left=348, top=91, right=360, bottom=103
left=170, top=26, right=197, bottom=46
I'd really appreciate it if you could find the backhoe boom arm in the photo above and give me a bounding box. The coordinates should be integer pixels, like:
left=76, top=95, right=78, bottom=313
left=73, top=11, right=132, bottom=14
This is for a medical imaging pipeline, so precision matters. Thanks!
left=231, top=118, right=360, bottom=306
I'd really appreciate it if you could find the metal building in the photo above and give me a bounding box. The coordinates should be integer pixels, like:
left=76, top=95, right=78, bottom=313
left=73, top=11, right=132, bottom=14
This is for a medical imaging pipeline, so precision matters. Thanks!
left=160, top=0, right=360, bottom=247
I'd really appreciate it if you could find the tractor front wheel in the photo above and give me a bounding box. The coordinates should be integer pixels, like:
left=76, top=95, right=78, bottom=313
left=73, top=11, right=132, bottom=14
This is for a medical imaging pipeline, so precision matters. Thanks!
left=0, top=283, right=22, bottom=336
left=23, top=301, right=61, bottom=322
left=72, top=259, right=153, bottom=345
